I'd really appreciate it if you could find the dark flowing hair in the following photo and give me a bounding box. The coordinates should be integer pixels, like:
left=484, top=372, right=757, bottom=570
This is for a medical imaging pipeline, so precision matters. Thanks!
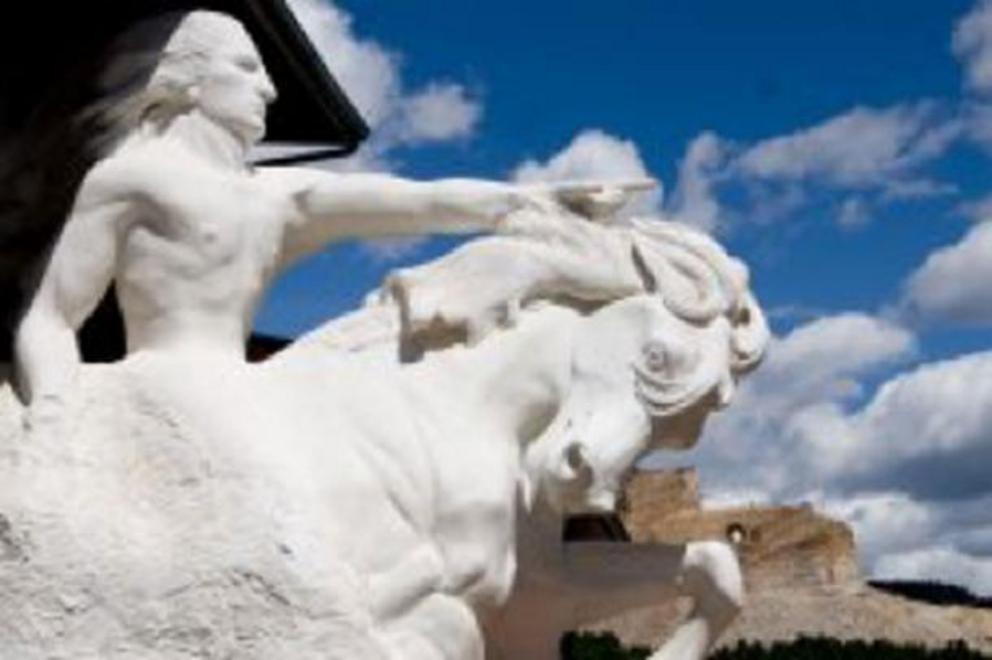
left=0, top=11, right=238, bottom=358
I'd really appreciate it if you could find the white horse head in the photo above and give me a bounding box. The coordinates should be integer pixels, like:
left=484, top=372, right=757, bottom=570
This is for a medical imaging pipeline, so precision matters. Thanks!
left=525, top=219, right=768, bottom=514
left=290, top=214, right=767, bottom=519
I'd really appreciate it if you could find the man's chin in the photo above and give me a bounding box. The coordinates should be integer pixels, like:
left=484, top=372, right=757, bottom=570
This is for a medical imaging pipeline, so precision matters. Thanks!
left=226, top=117, right=266, bottom=146
left=241, top=123, right=266, bottom=146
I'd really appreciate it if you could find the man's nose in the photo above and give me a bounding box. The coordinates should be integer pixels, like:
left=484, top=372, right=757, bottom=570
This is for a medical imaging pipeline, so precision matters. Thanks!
left=258, top=74, right=277, bottom=103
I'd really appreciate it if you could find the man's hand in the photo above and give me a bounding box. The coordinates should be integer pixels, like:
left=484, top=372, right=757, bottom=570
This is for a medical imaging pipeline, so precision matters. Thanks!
left=533, top=178, right=657, bottom=221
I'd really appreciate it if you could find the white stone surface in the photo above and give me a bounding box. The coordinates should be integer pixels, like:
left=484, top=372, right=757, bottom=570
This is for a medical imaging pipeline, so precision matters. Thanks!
left=2, top=10, right=769, bottom=659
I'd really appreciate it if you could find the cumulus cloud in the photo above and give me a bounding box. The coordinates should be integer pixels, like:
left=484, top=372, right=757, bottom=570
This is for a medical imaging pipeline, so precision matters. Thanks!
left=282, top=0, right=483, bottom=259
left=964, top=103, right=992, bottom=152
left=512, top=129, right=663, bottom=217
left=836, top=196, right=872, bottom=230
left=600, top=313, right=992, bottom=588
left=735, top=103, right=959, bottom=197
left=287, top=0, right=482, bottom=159
left=651, top=313, right=916, bottom=497
left=821, top=489, right=992, bottom=592
left=823, top=492, right=940, bottom=566
left=513, top=130, right=654, bottom=185
left=902, top=220, right=992, bottom=326
left=641, top=314, right=992, bottom=592
left=649, top=102, right=961, bottom=234
left=820, top=351, right=992, bottom=499
left=747, top=348, right=992, bottom=591
left=875, top=546, right=992, bottom=595
left=396, top=83, right=481, bottom=144
left=737, top=313, right=915, bottom=419
left=668, top=132, right=728, bottom=232
left=954, top=0, right=992, bottom=96
left=957, top=193, right=992, bottom=221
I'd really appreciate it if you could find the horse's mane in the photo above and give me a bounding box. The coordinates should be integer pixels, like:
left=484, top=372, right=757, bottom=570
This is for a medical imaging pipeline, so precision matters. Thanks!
left=288, top=213, right=770, bottom=392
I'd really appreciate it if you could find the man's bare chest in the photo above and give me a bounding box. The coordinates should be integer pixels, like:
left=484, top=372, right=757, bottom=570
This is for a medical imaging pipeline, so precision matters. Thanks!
left=129, top=174, right=289, bottom=268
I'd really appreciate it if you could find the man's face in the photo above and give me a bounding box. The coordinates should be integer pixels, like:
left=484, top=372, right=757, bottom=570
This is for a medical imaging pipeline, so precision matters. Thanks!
left=196, top=18, right=277, bottom=145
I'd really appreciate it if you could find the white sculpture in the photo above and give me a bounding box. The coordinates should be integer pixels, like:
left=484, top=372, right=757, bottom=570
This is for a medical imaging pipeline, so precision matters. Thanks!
left=1, top=9, right=769, bottom=659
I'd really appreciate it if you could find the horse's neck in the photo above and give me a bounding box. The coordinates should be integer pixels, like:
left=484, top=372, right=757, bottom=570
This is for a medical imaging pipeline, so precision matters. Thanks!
left=424, top=304, right=579, bottom=441
left=284, top=299, right=580, bottom=445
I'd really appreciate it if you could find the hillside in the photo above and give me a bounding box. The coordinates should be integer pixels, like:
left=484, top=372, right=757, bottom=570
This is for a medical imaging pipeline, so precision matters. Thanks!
left=581, top=469, right=992, bottom=654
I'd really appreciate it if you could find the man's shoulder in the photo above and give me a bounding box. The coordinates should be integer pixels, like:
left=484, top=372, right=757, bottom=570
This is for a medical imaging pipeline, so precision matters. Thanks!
left=255, top=165, right=332, bottom=195
left=81, top=151, right=156, bottom=199
left=81, top=143, right=195, bottom=206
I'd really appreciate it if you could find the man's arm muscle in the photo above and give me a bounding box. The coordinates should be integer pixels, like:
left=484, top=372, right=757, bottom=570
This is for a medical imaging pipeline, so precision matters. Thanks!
left=15, top=165, right=140, bottom=404
left=263, top=168, right=533, bottom=264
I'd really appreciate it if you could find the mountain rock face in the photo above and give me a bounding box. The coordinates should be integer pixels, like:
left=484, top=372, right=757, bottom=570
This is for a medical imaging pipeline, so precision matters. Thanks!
left=586, top=468, right=992, bottom=654
left=618, top=468, right=859, bottom=592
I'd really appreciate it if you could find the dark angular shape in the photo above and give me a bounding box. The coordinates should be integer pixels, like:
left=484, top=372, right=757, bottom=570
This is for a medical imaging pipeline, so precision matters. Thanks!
left=0, top=0, right=369, bottom=157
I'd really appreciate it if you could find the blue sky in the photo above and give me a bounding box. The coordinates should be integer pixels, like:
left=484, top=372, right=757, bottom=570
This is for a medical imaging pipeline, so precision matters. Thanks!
left=267, top=1, right=992, bottom=591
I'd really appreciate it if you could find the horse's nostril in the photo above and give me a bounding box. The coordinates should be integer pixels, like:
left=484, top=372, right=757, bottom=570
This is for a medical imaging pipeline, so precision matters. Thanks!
left=565, top=443, right=584, bottom=470
left=562, top=442, right=593, bottom=487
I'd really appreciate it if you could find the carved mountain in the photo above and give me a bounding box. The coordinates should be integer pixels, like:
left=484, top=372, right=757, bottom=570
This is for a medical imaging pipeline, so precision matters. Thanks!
left=584, top=468, right=992, bottom=654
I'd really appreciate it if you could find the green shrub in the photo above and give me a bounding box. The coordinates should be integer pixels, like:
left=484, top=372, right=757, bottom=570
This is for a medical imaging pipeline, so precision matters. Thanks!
left=560, top=632, right=650, bottom=660
left=560, top=633, right=991, bottom=660
left=708, top=637, right=990, bottom=659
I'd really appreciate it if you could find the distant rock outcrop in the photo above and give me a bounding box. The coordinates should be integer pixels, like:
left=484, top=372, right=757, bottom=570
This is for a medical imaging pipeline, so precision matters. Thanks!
left=583, top=468, right=992, bottom=654
left=618, top=468, right=859, bottom=592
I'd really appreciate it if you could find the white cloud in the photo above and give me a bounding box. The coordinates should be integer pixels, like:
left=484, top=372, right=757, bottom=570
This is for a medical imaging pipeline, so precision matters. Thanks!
left=282, top=0, right=482, bottom=259
left=822, top=492, right=939, bottom=567
left=397, top=83, right=481, bottom=144
left=359, top=237, right=426, bottom=263
left=764, top=350, right=992, bottom=502
left=675, top=317, right=992, bottom=590
left=512, top=129, right=662, bottom=216
left=823, top=488, right=992, bottom=594
left=649, top=313, right=916, bottom=497
left=836, top=196, right=871, bottom=230
left=954, top=0, right=992, bottom=96
left=903, top=220, right=992, bottom=326
left=735, top=103, right=958, bottom=195
left=965, top=103, right=992, bottom=152
left=509, top=128, right=735, bottom=232
left=842, top=351, right=992, bottom=471
left=513, top=130, right=654, bottom=184
left=776, top=351, right=992, bottom=593
left=957, top=193, right=992, bottom=221
left=668, top=132, right=727, bottom=232
left=875, top=546, right=992, bottom=595
left=286, top=0, right=399, bottom=127
left=647, top=102, right=961, bottom=234
left=748, top=313, right=916, bottom=413
left=287, top=0, right=482, bottom=161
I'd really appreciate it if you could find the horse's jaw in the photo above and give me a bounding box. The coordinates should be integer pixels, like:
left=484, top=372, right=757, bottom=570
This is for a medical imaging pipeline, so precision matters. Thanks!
left=521, top=393, right=652, bottom=517
left=648, top=389, right=720, bottom=451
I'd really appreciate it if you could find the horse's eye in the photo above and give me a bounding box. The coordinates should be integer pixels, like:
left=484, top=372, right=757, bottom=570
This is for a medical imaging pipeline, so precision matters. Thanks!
left=642, top=340, right=668, bottom=373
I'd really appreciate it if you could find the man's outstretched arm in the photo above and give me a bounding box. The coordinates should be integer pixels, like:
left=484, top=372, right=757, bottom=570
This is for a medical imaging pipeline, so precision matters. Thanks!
left=265, top=169, right=554, bottom=264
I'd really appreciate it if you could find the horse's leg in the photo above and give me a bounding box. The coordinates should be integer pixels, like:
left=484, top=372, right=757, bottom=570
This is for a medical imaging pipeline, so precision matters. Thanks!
left=649, top=541, right=743, bottom=660
left=483, top=581, right=578, bottom=660
left=380, top=593, right=484, bottom=660
left=555, top=540, right=741, bottom=660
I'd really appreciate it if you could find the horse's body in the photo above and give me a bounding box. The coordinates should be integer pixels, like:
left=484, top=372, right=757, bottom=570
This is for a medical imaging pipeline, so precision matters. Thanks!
left=0, top=217, right=767, bottom=659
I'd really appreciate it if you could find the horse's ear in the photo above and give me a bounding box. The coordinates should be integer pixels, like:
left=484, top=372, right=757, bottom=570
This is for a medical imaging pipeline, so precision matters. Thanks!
left=631, top=240, right=657, bottom=293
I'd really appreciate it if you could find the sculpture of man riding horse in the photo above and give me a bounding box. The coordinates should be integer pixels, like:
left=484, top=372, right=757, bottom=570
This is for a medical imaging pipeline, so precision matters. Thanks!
left=0, top=7, right=768, bottom=659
